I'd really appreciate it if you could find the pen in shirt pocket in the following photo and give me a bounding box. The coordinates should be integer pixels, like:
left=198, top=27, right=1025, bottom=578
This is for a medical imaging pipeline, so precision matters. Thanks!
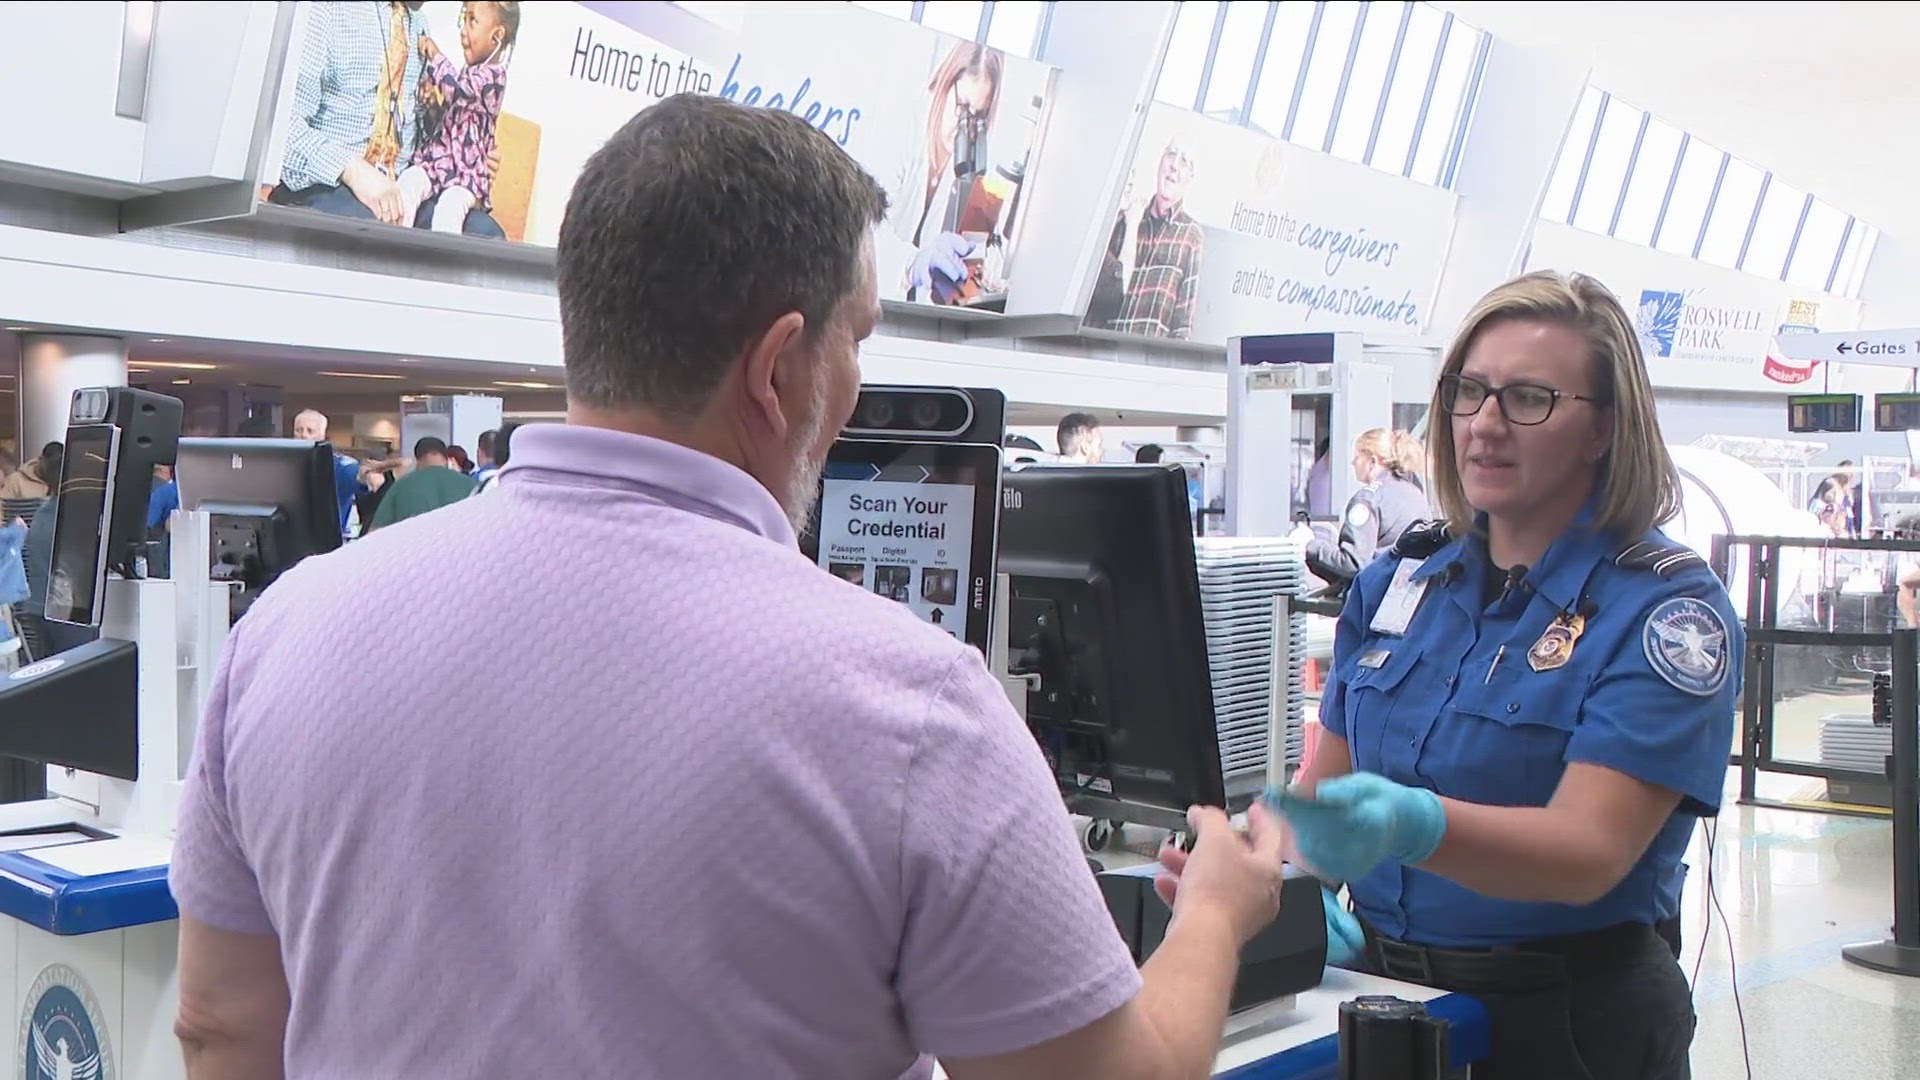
left=1484, top=645, right=1506, bottom=685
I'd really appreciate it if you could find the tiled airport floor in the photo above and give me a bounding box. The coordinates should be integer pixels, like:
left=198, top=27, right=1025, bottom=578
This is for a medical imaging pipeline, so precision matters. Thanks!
left=1685, top=772, right=1920, bottom=1079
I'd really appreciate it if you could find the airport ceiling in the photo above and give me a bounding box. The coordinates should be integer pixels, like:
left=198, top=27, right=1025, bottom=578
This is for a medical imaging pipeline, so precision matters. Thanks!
left=1439, top=1, right=1920, bottom=240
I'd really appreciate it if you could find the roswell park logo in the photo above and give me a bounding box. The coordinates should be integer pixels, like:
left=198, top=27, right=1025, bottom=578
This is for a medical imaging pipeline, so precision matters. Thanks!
left=1635, top=288, right=1768, bottom=360
left=18, top=964, right=112, bottom=1080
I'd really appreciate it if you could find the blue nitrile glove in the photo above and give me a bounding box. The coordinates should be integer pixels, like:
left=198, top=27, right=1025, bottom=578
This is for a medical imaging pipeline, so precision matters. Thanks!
left=1322, top=887, right=1365, bottom=968
left=907, top=232, right=978, bottom=294
left=1264, top=772, right=1446, bottom=884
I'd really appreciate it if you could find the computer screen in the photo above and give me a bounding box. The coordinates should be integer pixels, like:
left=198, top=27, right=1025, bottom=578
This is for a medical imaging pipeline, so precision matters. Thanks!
left=999, top=464, right=1226, bottom=825
left=805, top=439, right=1001, bottom=653
left=45, top=425, right=118, bottom=628
left=176, top=438, right=341, bottom=616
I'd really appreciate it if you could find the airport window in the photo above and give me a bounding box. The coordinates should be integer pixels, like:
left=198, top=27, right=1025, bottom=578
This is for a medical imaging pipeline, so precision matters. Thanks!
left=1740, top=178, right=1806, bottom=281
left=1155, top=1, right=1489, bottom=189
left=1542, top=87, right=1876, bottom=297
left=1201, top=1, right=1273, bottom=121
left=917, top=0, right=986, bottom=40
left=1367, top=2, right=1442, bottom=172
left=1568, top=97, right=1641, bottom=236
left=1695, top=157, right=1763, bottom=269
left=1653, top=138, right=1721, bottom=257
left=1611, top=115, right=1682, bottom=247
left=1155, top=1, right=1221, bottom=109
left=1786, top=202, right=1849, bottom=291
left=849, top=0, right=1055, bottom=59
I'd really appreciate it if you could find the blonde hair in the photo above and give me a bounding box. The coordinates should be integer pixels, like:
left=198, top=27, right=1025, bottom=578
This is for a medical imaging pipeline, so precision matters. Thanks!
left=1427, top=270, right=1679, bottom=542
left=1356, top=427, right=1425, bottom=482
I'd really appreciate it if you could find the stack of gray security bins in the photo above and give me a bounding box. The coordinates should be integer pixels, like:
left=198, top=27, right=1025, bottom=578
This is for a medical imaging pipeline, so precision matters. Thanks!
left=1194, top=536, right=1309, bottom=802
left=1820, top=713, right=1893, bottom=807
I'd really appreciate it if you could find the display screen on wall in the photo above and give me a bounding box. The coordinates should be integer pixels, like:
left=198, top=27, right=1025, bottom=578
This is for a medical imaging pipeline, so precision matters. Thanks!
left=1081, top=102, right=1457, bottom=346
left=257, top=1, right=1056, bottom=314
left=1875, top=393, right=1920, bottom=432
left=1787, top=394, right=1862, bottom=433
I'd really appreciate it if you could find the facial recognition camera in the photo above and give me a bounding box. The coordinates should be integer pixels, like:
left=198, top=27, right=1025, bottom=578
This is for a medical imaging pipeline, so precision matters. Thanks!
left=842, top=385, right=1006, bottom=446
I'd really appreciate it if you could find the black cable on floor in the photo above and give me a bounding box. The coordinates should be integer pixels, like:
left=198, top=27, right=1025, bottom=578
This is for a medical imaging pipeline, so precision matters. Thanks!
left=1702, top=817, right=1754, bottom=1080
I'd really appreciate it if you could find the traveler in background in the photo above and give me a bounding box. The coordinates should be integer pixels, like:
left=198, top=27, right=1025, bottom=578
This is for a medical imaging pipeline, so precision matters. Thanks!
left=365, top=437, right=476, bottom=530
left=293, top=409, right=367, bottom=537
left=172, top=93, right=1284, bottom=1080
left=474, top=422, right=517, bottom=494
left=1304, top=428, right=1428, bottom=598
left=1056, top=412, right=1103, bottom=464
left=447, top=445, right=475, bottom=475
left=1810, top=460, right=1857, bottom=536
left=0, top=443, right=61, bottom=500
left=471, top=429, right=500, bottom=486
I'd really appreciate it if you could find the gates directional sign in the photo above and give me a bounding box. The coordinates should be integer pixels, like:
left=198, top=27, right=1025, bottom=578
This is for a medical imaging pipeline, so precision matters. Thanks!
left=1777, top=328, right=1920, bottom=363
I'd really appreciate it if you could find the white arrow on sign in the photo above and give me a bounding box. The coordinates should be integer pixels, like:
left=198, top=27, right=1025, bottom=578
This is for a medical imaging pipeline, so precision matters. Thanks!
left=1777, top=327, right=1920, bottom=364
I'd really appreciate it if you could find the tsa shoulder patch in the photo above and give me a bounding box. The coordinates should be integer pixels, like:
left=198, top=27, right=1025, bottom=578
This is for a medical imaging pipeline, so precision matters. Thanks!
left=1642, top=597, right=1731, bottom=696
left=1347, top=500, right=1372, bottom=529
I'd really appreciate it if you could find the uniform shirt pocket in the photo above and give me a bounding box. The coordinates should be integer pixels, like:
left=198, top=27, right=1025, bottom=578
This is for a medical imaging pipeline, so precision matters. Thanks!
left=1341, top=645, right=1428, bottom=774
left=1434, top=668, right=1591, bottom=807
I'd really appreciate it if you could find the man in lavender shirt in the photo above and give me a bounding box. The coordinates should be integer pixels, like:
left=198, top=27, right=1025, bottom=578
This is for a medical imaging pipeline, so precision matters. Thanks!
left=171, top=94, right=1285, bottom=1079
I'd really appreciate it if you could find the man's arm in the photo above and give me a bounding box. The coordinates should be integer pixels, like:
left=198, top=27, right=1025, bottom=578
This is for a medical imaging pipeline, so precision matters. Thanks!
left=176, top=916, right=288, bottom=1080
left=942, top=808, right=1284, bottom=1080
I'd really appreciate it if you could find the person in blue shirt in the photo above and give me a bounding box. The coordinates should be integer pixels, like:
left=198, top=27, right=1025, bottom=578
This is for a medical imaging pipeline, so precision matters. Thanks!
left=1271, top=272, right=1740, bottom=1080
left=148, top=464, right=179, bottom=531
left=293, top=410, right=368, bottom=536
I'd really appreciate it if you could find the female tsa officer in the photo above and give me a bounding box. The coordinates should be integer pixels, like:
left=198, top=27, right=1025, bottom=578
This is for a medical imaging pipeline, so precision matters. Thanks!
left=1306, top=428, right=1430, bottom=598
left=1272, top=271, right=1740, bottom=1080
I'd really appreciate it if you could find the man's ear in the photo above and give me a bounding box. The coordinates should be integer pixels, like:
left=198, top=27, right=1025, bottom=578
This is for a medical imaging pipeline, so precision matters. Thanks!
left=740, top=311, right=808, bottom=439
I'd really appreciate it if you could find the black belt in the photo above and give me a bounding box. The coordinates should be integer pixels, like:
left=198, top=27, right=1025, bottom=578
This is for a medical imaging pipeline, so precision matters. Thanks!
left=1362, top=918, right=1680, bottom=995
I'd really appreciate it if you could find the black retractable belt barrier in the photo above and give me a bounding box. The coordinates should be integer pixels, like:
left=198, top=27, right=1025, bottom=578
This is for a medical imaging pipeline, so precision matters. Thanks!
left=1338, top=996, right=1451, bottom=1079
left=1843, top=628, right=1920, bottom=976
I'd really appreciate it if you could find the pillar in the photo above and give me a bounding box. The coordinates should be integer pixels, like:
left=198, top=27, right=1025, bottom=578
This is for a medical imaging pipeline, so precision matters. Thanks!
left=19, top=334, right=127, bottom=458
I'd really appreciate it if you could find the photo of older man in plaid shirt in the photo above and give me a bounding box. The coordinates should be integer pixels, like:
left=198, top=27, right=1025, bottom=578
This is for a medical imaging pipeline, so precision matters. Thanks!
left=1106, top=137, right=1204, bottom=340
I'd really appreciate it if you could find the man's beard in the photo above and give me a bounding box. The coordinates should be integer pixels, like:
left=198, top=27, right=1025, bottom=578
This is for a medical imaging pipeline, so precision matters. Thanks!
left=779, top=373, right=835, bottom=536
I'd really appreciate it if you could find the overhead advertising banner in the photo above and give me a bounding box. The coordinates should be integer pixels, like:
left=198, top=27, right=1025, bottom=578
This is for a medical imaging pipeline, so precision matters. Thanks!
left=1526, top=221, right=1873, bottom=393
left=257, top=1, right=1056, bottom=313
left=1082, top=102, right=1458, bottom=345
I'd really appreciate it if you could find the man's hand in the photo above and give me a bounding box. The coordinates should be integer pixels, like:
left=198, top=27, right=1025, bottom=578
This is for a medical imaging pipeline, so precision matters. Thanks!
left=1152, top=803, right=1285, bottom=944
left=1265, top=773, right=1446, bottom=883
left=339, top=158, right=406, bottom=225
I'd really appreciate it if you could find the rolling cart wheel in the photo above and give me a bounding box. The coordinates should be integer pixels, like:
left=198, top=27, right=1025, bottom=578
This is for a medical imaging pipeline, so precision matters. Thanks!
left=1085, top=818, right=1114, bottom=852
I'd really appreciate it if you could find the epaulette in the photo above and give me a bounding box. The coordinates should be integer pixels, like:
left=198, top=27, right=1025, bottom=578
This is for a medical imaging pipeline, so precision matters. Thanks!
left=1392, top=520, right=1452, bottom=559
left=1616, top=540, right=1706, bottom=577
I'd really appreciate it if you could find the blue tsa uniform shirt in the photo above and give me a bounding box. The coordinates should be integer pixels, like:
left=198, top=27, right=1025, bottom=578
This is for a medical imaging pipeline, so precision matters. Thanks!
left=1320, top=505, right=1741, bottom=948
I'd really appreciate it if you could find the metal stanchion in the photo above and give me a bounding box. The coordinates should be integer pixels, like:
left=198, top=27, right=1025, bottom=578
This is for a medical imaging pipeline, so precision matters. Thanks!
left=1843, top=627, right=1920, bottom=976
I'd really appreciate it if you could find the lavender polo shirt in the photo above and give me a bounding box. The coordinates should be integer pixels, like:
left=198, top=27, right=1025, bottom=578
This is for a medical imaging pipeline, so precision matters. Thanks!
left=172, top=423, right=1140, bottom=1078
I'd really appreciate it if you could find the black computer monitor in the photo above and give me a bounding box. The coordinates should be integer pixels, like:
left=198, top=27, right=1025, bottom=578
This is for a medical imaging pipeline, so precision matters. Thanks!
left=176, top=438, right=341, bottom=616
left=999, top=464, right=1226, bottom=830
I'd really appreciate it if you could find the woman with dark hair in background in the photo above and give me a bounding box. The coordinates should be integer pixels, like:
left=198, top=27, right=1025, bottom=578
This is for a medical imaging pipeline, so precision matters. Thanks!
left=447, top=445, right=475, bottom=475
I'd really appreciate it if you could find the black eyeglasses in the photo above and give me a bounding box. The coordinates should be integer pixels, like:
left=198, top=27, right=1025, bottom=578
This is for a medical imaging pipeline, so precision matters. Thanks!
left=1439, top=373, right=1603, bottom=426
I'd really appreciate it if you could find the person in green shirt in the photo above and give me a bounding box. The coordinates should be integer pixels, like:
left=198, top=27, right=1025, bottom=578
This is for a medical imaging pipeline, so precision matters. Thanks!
left=367, top=437, right=478, bottom=532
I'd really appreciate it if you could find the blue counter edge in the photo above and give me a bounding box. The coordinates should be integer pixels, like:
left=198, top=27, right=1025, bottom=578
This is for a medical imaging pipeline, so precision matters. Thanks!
left=0, top=850, right=175, bottom=935
left=1218, top=992, right=1489, bottom=1080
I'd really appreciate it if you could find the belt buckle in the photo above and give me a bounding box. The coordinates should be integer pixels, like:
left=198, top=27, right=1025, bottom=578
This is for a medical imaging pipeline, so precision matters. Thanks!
left=1374, top=938, right=1435, bottom=985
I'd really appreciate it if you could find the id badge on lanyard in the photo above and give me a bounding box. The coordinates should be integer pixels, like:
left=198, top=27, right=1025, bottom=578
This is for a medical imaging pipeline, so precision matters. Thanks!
left=1368, top=558, right=1430, bottom=637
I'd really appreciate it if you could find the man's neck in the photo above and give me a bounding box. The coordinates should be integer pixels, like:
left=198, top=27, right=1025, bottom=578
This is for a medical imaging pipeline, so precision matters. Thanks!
left=1151, top=193, right=1181, bottom=218
left=565, top=404, right=751, bottom=476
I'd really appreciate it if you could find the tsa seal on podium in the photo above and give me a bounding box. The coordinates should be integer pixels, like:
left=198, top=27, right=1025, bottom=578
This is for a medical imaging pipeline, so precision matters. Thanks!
left=18, top=963, right=113, bottom=1080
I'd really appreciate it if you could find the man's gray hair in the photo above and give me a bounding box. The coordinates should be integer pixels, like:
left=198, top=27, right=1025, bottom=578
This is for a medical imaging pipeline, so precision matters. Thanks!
left=557, top=94, right=889, bottom=419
